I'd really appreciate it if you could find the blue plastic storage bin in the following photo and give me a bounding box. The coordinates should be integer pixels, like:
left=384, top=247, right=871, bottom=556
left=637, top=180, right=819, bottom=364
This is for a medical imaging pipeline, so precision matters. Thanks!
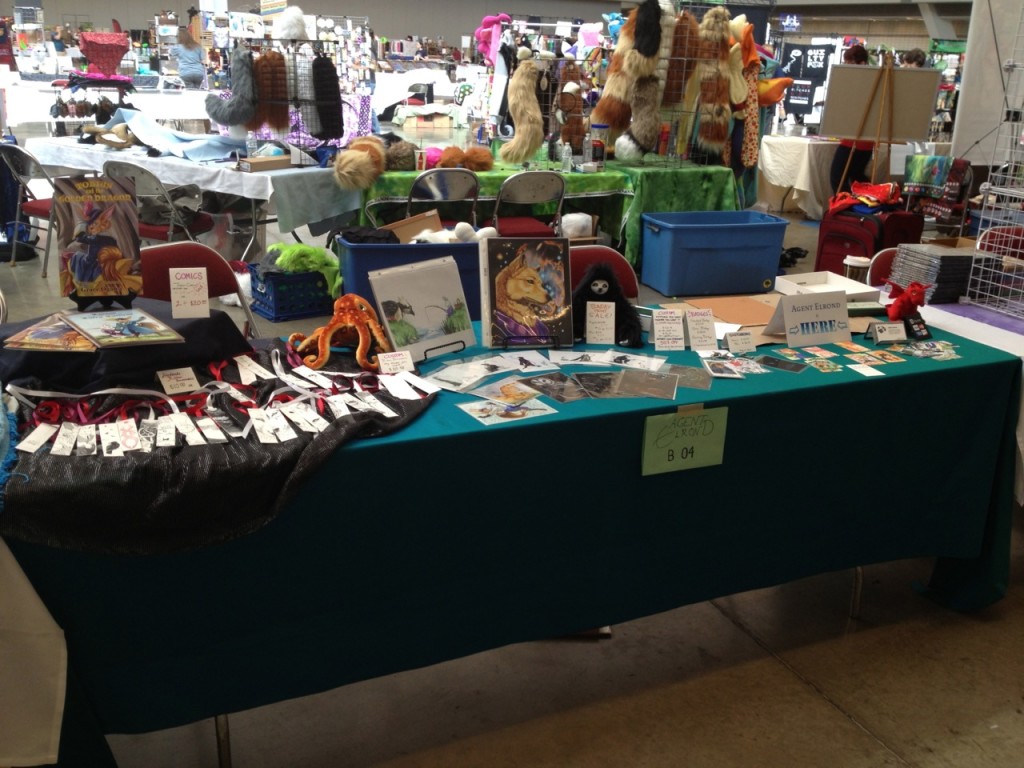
left=335, top=237, right=482, bottom=320
left=640, top=211, right=788, bottom=296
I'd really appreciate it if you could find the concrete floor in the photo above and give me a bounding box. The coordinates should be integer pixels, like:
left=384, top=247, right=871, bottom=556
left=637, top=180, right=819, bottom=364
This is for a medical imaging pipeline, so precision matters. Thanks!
left=5, top=114, right=1024, bottom=768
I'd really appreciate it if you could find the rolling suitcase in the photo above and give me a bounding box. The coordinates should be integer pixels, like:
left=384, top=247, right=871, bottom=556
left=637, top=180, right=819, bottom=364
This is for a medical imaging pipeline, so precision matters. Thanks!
left=815, top=209, right=923, bottom=275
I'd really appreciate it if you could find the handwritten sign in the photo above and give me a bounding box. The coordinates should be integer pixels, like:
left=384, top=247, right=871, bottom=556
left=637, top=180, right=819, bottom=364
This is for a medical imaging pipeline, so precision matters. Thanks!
left=685, top=308, right=717, bottom=351
left=169, top=267, right=210, bottom=318
left=652, top=308, right=685, bottom=350
left=586, top=301, right=616, bottom=345
left=641, top=406, right=728, bottom=476
left=157, top=366, right=201, bottom=395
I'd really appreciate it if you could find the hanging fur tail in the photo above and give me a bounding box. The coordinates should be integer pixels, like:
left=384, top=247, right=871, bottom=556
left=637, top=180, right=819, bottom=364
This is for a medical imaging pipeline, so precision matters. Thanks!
left=615, top=76, right=662, bottom=162
left=205, top=46, right=256, bottom=127
left=693, top=7, right=733, bottom=156
left=499, top=49, right=545, bottom=165
left=333, top=136, right=386, bottom=191
left=590, top=9, right=638, bottom=133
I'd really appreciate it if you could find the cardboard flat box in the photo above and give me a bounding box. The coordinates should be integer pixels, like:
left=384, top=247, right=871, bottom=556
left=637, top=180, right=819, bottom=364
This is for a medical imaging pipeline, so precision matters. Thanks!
left=381, top=210, right=442, bottom=243
left=924, top=236, right=977, bottom=249
left=413, top=114, right=452, bottom=131
left=237, top=156, right=293, bottom=172
left=775, top=272, right=880, bottom=303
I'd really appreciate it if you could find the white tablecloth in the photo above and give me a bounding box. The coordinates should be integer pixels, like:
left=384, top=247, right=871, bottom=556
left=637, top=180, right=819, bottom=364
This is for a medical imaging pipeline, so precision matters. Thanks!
left=758, top=134, right=890, bottom=221
left=24, top=137, right=361, bottom=233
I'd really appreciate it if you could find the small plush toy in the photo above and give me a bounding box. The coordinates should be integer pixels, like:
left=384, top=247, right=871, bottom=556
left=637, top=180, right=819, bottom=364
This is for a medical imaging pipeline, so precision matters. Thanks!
left=886, top=280, right=931, bottom=321
left=571, top=262, right=643, bottom=347
left=411, top=223, right=498, bottom=244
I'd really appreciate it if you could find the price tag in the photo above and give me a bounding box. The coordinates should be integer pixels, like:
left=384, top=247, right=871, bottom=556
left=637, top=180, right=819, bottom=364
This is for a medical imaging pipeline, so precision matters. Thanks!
left=169, top=267, right=210, bottom=318
left=377, top=350, right=416, bottom=374
left=157, top=366, right=201, bottom=395
left=641, top=406, right=728, bottom=476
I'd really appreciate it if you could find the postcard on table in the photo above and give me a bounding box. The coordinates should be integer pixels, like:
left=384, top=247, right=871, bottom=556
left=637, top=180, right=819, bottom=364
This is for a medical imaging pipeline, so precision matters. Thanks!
left=458, top=398, right=557, bottom=425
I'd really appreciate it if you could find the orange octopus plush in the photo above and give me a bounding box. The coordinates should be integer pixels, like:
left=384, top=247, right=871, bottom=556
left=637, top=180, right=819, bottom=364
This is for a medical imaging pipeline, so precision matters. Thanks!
left=288, top=294, right=393, bottom=371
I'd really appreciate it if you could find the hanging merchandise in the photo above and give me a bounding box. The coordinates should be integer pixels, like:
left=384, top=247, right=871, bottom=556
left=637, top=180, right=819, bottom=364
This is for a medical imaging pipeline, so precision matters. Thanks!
left=311, top=52, right=344, bottom=140
left=499, top=47, right=545, bottom=164
left=247, top=50, right=290, bottom=131
left=206, top=45, right=257, bottom=127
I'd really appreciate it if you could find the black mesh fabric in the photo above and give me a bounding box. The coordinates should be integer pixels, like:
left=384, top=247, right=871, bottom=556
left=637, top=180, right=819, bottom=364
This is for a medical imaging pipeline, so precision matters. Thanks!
left=0, top=308, right=433, bottom=554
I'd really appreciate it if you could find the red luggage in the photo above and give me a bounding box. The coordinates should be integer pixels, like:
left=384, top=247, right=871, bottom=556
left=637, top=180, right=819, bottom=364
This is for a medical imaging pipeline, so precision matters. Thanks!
left=815, top=209, right=923, bottom=275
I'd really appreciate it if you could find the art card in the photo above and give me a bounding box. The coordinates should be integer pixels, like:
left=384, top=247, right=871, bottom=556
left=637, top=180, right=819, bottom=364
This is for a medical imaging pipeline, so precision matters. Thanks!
left=725, top=357, right=769, bottom=375
left=499, top=349, right=559, bottom=373
left=519, top=372, right=591, bottom=403
left=547, top=349, right=607, bottom=366
left=665, top=364, right=713, bottom=390
left=597, top=350, right=667, bottom=370
left=614, top=369, right=679, bottom=400
left=806, top=358, right=843, bottom=372
left=869, top=349, right=907, bottom=363
left=457, top=398, right=557, bottom=425
left=776, top=347, right=810, bottom=360
left=845, top=353, right=885, bottom=366
left=802, top=345, right=837, bottom=359
left=835, top=340, right=870, bottom=353
left=468, top=375, right=541, bottom=406
left=702, top=358, right=744, bottom=378
left=573, top=371, right=620, bottom=398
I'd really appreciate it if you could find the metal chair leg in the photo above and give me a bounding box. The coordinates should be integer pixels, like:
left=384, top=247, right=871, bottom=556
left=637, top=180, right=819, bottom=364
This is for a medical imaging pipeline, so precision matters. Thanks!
left=41, top=209, right=56, bottom=278
left=215, top=714, right=233, bottom=768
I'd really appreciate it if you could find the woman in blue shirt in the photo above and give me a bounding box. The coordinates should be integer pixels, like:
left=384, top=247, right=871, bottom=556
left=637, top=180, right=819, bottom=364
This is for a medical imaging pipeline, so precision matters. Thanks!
left=170, top=28, right=206, bottom=89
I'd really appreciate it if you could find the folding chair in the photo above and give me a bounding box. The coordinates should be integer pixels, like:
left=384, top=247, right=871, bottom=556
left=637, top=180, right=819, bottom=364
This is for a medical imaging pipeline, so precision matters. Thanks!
left=140, top=241, right=260, bottom=339
left=488, top=170, right=565, bottom=238
left=406, top=167, right=480, bottom=227
left=867, top=247, right=898, bottom=287
left=569, top=244, right=639, bottom=300
left=102, top=159, right=215, bottom=244
left=0, top=143, right=59, bottom=276
left=904, top=155, right=974, bottom=238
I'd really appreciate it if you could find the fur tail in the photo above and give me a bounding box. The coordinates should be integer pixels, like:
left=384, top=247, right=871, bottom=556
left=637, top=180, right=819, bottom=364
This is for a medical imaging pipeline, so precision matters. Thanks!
left=499, top=59, right=545, bottom=164
left=333, top=136, right=386, bottom=190
left=615, top=76, right=662, bottom=162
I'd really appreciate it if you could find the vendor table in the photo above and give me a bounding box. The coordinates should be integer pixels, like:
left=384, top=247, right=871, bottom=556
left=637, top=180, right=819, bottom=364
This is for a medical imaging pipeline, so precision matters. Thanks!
left=3, top=322, right=1019, bottom=767
left=23, top=136, right=361, bottom=239
left=758, top=134, right=890, bottom=221
left=362, top=160, right=739, bottom=267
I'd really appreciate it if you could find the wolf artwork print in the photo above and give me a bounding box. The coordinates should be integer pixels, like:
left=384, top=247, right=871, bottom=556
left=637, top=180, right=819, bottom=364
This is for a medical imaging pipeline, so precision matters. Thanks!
left=479, top=237, right=573, bottom=348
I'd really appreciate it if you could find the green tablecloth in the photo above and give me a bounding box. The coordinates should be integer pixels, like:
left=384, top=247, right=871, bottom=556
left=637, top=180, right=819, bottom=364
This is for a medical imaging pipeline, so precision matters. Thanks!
left=7, top=325, right=1017, bottom=766
left=360, top=160, right=740, bottom=267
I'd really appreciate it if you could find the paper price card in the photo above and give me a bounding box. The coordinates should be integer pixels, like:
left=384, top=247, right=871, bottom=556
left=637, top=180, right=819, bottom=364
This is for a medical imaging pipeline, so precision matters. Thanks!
left=169, top=267, right=210, bottom=318
left=641, top=406, right=728, bottom=476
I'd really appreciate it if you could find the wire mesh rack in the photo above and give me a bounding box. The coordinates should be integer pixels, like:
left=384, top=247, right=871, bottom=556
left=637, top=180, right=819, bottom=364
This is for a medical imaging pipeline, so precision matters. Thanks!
left=963, top=5, right=1024, bottom=320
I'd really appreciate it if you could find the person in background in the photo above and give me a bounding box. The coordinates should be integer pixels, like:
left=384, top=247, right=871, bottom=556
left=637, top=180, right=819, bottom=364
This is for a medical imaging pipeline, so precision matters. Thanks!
left=829, top=44, right=873, bottom=194
left=903, top=48, right=927, bottom=67
left=170, top=27, right=206, bottom=89
left=50, top=25, right=66, bottom=53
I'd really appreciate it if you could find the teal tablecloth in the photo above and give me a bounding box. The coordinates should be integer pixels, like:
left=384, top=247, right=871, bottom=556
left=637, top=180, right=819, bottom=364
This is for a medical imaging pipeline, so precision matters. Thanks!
left=6, top=324, right=1018, bottom=766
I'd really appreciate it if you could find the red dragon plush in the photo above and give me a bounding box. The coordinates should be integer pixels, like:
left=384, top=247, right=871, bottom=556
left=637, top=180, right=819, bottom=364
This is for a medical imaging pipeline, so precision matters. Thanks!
left=885, top=280, right=931, bottom=321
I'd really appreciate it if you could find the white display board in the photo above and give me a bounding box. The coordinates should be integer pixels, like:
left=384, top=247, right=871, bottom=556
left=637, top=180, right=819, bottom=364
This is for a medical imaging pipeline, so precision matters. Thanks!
left=820, top=64, right=942, bottom=143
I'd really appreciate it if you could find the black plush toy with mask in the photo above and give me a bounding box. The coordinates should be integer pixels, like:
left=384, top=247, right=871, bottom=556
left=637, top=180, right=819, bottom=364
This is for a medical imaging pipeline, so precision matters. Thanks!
left=571, top=262, right=644, bottom=347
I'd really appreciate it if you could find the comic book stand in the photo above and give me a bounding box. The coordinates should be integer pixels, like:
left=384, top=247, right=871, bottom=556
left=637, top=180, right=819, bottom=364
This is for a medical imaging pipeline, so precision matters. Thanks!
left=68, top=290, right=136, bottom=313
left=834, top=53, right=932, bottom=341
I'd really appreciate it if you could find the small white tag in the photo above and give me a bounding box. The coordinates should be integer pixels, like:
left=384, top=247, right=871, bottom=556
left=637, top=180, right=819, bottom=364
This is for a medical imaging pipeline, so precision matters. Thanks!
left=848, top=363, right=885, bottom=377
left=75, top=424, right=98, bottom=455
left=357, top=392, right=399, bottom=418
left=170, top=412, right=207, bottom=446
left=169, top=266, right=210, bottom=318
left=195, top=416, right=230, bottom=443
left=377, top=350, right=416, bottom=374
left=396, top=370, right=441, bottom=395
left=867, top=321, right=908, bottom=344
left=291, top=365, right=337, bottom=389
left=266, top=407, right=300, bottom=441
left=234, top=355, right=276, bottom=382
left=725, top=331, right=757, bottom=355
left=116, top=418, right=143, bottom=452
left=138, top=419, right=159, bottom=452
left=51, top=422, right=80, bottom=456
left=98, top=423, right=125, bottom=456
left=156, top=416, right=178, bottom=448
left=378, top=374, right=422, bottom=400
left=279, top=401, right=319, bottom=433
left=16, top=423, right=58, bottom=453
left=247, top=407, right=279, bottom=444
left=157, top=367, right=202, bottom=395
left=325, top=395, right=352, bottom=419
left=340, top=392, right=373, bottom=413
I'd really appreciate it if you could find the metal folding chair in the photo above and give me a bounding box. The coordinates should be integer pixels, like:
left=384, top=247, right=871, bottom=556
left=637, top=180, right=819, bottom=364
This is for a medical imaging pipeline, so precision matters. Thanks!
left=0, top=143, right=59, bottom=276
left=489, top=170, right=565, bottom=238
left=406, top=167, right=480, bottom=227
left=102, top=159, right=215, bottom=244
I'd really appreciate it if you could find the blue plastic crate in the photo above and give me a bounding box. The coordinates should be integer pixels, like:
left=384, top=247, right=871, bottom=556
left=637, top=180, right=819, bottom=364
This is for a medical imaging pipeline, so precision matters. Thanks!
left=248, top=264, right=334, bottom=322
left=335, top=237, right=482, bottom=320
left=640, top=211, right=788, bottom=296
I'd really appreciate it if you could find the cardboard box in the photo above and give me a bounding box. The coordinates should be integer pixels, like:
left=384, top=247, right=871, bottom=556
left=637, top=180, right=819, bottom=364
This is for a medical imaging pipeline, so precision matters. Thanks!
left=412, top=114, right=452, bottom=131
left=775, top=272, right=880, bottom=303
left=380, top=210, right=442, bottom=244
left=237, top=156, right=293, bottom=172
left=924, top=236, right=977, bottom=249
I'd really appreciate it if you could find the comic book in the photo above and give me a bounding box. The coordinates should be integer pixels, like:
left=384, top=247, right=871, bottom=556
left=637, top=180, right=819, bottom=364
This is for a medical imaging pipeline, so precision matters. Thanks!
left=54, top=175, right=142, bottom=299
left=368, top=256, right=476, bottom=362
left=59, top=308, right=184, bottom=348
left=478, top=237, right=573, bottom=349
left=2, top=313, right=97, bottom=352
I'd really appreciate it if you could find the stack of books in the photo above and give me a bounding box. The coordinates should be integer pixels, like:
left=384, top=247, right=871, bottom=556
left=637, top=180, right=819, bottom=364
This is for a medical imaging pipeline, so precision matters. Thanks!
left=890, top=243, right=985, bottom=304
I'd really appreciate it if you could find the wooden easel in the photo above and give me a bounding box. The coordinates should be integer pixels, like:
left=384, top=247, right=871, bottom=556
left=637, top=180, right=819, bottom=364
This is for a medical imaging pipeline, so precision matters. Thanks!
left=837, top=52, right=896, bottom=190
